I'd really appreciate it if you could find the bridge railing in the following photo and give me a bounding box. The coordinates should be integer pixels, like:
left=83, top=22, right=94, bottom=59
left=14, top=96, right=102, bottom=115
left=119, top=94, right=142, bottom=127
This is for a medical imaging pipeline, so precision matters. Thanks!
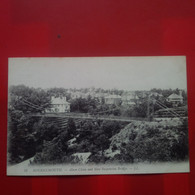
left=30, top=112, right=148, bottom=121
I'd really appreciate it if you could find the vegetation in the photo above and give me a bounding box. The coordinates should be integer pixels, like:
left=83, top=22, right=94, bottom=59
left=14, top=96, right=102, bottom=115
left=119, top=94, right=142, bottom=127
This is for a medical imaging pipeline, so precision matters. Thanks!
left=8, top=85, right=189, bottom=165
left=108, top=119, right=189, bottom=163
left=9, top=85, right=51, bottom=113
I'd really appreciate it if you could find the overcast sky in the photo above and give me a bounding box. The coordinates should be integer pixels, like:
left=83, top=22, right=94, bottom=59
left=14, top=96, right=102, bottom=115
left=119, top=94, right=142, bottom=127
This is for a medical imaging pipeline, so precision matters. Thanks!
left=8, top=56, right=187, bottom=91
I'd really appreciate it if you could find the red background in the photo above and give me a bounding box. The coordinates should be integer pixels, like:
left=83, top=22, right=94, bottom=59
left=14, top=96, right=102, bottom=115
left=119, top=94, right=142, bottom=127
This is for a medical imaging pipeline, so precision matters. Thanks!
left=0, top=0, right=195, bottom=194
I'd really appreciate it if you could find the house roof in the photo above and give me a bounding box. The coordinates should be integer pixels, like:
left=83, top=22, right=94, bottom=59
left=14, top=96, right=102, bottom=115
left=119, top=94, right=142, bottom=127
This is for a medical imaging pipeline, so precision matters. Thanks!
left=105, top=94, right=121, bottom=99
left=149, top=92, right=163, bottom=97
left=51, top=97, right=70, bottom=105
left=122, top=93, right=139, bottom=100
left=167, top=93, right=183, bottom=99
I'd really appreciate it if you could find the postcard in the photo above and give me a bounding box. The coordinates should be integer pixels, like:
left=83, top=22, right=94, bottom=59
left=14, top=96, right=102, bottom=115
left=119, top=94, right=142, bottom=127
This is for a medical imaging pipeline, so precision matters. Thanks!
left=7, top=56, right=189, bottom=175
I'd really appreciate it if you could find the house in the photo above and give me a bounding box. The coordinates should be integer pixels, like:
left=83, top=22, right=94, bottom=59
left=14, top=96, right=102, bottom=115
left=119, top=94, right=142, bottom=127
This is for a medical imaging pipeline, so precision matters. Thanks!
left=46, top=96, right=70, bottom=113
left=136, top=91, right=148, bottom=99
left=166, top=92, right=183, bottom=106
left=105, top=95, right=121, bottom=105
left=149, top=92, right=163, bottom=98
left=93, top=92, right=109, bottom=102
left=121, top=92, right=139, bottom=106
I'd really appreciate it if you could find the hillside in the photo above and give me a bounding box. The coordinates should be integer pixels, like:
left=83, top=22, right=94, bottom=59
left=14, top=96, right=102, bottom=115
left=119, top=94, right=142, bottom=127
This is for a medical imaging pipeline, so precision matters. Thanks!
left=105, top=118, right=188, bottom=163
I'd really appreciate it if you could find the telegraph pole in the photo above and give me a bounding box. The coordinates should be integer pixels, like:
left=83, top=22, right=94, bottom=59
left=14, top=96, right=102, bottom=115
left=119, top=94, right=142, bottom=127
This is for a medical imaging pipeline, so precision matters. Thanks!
left=147, top=94, right=155, bottom=121
left=147, top=94, right=150, bottom=121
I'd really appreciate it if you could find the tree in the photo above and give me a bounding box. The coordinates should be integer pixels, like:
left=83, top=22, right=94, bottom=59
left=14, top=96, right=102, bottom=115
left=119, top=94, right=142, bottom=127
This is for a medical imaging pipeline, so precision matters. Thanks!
left=9, top=85, right=51, bottom=113
left=101, top=121, right=121, bottom=138
left=94, top=134, right=110, bottom=156
left=8, top=85, right=56, bottom=164
left=47, top=87, right=67, bottom=97
left=8, top=110, right=38, bottom=164
left=67, top=118, right=76, bottom=136
left=33, top=138, right=65, bottom=164
left=70, top=97, right=98, bottom=113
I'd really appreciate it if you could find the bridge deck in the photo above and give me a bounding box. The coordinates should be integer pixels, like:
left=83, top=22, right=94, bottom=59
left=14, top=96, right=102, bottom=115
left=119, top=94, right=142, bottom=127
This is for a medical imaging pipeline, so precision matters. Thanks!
left=30, top=113, right=147, bottom=122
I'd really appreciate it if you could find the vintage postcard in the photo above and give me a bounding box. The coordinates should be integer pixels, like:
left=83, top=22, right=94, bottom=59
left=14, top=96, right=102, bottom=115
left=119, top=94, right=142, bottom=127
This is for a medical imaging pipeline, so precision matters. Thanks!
left=7, top=56, right=189, bottom=175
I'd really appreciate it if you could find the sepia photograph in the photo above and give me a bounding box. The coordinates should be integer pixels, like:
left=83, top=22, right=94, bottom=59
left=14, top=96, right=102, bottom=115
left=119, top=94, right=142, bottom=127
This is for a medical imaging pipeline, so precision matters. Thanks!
left=7, top=56, right=189, bottom=175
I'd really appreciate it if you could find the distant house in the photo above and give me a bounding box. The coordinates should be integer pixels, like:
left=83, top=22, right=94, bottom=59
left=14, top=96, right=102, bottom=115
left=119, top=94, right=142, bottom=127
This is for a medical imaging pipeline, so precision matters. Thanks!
left=166, top=93, right=183, bottom=106
left=121, top=92, right=139, bottom=106
left=105, top=95, right=121, bottom=105
left=136, top=91, right=148, bottom=99
left=94, top=92, right=109, bottom=102
left=46, top=96, right=70, bottom=113
left=149, top=92, right=163, bottom=98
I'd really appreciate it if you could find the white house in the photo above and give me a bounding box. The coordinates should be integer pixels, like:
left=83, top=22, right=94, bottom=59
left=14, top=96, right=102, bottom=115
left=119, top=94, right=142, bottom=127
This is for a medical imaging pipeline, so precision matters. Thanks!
left=166, top=93, right=183, bottom=106
left=149, top=92, right=163, bottom=98
left=105, top=95, right=121, bottom=105
left=46, top=96, right=70, bottom=113
left=121, top=92, right=139, bottom=106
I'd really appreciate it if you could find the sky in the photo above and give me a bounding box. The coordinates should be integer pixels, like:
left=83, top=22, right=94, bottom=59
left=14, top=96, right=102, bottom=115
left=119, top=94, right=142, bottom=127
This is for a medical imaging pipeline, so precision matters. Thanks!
left=8, top=56, right=187, bottom=91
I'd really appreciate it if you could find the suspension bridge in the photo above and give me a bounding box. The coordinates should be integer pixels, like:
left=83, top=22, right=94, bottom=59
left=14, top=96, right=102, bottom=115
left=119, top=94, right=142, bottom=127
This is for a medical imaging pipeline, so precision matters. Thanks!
left=16, top=95, right=187, bottom=125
